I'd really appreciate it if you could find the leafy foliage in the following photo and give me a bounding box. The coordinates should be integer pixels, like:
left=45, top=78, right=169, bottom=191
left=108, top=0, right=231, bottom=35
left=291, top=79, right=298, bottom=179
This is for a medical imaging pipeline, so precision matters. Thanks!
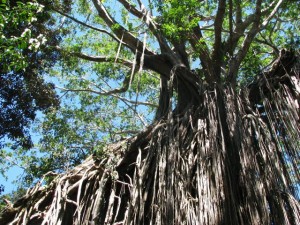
left=0, top=0, right=61, bottom=148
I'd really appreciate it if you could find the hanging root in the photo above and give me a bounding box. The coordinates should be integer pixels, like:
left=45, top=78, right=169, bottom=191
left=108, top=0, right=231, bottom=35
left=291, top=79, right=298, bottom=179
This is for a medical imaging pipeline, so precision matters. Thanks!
left=1, top=52, right=300, bottom=225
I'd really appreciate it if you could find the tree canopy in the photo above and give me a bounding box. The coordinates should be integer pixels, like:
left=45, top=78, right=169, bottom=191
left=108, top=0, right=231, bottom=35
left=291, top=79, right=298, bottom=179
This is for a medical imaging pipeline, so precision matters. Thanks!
left=0, top=0, right=300, bottom=224
left=0, top=0, right=61, bottom=149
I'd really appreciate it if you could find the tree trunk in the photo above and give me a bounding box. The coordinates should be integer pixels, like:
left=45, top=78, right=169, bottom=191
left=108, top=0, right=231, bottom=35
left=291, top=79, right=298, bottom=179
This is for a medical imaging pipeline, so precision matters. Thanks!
left=1, top=51, right=300, bottom=225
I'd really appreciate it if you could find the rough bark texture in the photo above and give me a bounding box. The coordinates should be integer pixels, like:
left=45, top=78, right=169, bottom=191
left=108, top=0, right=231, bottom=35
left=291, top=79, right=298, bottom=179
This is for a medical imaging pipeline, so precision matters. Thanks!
left=1, top=51, right=299, bottom=225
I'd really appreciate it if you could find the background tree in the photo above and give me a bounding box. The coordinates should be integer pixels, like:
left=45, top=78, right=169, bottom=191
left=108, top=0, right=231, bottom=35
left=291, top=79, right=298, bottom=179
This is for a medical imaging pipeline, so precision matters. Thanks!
left=0, top=0, right=300, bottom=224
left=0, top=0, right=63, bottom=149
left=0, top=0, right=68, bottom=194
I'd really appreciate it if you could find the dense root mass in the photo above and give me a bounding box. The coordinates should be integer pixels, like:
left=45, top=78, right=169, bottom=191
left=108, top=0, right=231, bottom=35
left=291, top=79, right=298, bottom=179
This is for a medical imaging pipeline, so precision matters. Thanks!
left=1, top=53, right=300, bottom=225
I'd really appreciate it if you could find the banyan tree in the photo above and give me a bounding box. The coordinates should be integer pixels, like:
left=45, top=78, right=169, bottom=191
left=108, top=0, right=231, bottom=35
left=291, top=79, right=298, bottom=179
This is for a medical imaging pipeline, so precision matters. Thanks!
left=0, top=0, right=300, bottom=224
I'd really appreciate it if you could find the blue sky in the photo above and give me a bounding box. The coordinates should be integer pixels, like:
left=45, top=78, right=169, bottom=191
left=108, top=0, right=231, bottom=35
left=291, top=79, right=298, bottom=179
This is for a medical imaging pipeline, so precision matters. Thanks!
left=0, top=166, right=24, bottom=195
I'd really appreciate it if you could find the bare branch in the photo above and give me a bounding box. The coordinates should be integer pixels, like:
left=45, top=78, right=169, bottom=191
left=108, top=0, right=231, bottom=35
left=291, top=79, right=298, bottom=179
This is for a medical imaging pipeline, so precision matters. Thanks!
left=57, top=87, right=150, bottom=127
left=72, top=52, right=133, bottom=68
left=56, top=85, right=158, bottom=108
left=91, top=0, right=154, bottom=55
left=52, top=8, right=120, bottom=42
left=261, top=0, right=284, bottom=28
left=112, top=96, right=157, bottom=108
left=137, top=0, right=143, bottom=8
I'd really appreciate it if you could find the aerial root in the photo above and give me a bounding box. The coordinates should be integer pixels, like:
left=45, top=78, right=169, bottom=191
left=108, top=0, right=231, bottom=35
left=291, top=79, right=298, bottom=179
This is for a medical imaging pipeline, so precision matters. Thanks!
left=1, top=78, right=300, bottom=224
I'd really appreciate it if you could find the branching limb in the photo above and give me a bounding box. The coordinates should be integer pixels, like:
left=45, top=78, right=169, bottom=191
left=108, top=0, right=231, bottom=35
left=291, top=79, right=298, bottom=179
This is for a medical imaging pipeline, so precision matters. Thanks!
left=72, top=72, right=158, bottom=109
left=228, top=0, right=262, bottom=82
left=225, top=1, right=277, bottom=56
left=228, top=0, right=284, bottom=83
left=56, top=86, right=157, bottom=108
left=62, top=70, right=132, bottom=96
left=248, top=49, right=298, bottom=105
left=91, top=0, right=154, bottom=55
left=54, top=45, right=133, bottom=68
left=117, top=0, right=145, bottom=20
left=116, top=0, right=171, bottom=53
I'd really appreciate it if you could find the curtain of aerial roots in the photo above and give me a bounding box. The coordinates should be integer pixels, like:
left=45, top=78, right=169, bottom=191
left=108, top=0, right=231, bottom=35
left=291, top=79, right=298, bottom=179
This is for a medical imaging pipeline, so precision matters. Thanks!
left=5, top=81, right=300, bottom=225
left=124, top=83, right=300, bottom=225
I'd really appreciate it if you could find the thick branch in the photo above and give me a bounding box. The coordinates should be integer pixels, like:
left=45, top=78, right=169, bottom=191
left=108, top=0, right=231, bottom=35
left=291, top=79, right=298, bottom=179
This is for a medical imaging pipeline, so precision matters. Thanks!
left=229, top=0, right=233, bottom=57
left=91, top=0, right=153, bottom=55
left=116, top=0, right=171, bottom=53
left=172, top=40, right=190, bottom=68
left=248, top=49, right=298, bottom=105
left=188, top=25, right=214, bottom=82
left=235, top=0, right=242, bottom=24
left=142, top=54, right=173, bottom=78
left=212, top=0, right=226, bottom=79
left=117, top=0, right=145, bottom=19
